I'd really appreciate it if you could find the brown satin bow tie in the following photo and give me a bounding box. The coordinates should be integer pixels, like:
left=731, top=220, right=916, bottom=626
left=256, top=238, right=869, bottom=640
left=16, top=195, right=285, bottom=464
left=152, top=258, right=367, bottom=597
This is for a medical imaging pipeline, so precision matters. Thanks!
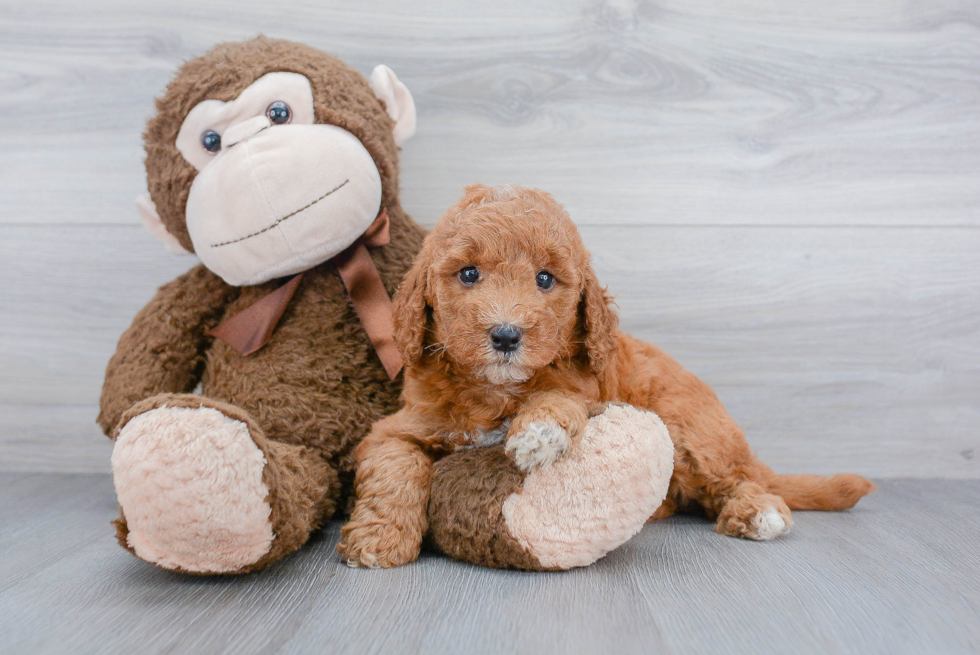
left=207, top=208, right=403, bottom=380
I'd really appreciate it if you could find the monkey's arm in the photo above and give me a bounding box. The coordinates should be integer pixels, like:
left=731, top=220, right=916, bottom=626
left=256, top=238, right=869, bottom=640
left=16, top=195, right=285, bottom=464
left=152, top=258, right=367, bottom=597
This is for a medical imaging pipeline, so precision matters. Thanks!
left=97, top=264, right=238, bottom=436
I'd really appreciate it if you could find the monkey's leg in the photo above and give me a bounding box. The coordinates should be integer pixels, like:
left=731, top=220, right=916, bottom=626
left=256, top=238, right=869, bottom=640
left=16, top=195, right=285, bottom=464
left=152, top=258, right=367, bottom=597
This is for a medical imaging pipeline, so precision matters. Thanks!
left=428, top=404, right=674, bottom=570
left=110, top=393, right=336, bottom=574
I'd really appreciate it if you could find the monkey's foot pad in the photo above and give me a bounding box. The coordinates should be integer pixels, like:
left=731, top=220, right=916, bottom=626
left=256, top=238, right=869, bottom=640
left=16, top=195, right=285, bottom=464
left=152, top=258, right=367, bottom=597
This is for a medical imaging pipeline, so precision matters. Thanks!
left=111, top=405, right=274, bottom=573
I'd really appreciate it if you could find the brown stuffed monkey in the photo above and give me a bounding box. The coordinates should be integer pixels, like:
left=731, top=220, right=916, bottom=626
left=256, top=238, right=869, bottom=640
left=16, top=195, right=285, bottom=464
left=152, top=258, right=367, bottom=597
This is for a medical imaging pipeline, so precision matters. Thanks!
left=100, top=37, right=672, bottom=575
left=99, top=37, right=425, bottom=574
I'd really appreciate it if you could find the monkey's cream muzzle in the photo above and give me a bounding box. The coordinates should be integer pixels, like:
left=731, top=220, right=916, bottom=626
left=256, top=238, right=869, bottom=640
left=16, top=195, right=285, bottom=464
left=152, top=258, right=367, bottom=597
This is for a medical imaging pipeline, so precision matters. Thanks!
left=185, top=122, right=382, bottom=286
left=169, top=72, right=382, bottom=286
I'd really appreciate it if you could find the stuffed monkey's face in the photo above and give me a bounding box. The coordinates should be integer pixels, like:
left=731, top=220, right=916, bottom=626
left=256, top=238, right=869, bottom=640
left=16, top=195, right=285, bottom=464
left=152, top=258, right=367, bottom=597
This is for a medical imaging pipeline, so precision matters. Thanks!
left=175, top=72, right=382, bottom=286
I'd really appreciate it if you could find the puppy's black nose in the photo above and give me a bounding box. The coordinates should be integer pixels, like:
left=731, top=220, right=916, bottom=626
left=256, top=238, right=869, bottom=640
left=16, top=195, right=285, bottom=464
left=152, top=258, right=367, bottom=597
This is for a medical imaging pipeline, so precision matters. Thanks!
left=490, top=325, right=522, bottom=353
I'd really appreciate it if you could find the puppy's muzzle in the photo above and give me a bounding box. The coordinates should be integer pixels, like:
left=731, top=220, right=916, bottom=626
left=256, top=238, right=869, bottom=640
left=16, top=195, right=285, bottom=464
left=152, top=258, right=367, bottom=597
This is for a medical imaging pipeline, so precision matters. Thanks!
left=490, top=324, right=522, bottom=354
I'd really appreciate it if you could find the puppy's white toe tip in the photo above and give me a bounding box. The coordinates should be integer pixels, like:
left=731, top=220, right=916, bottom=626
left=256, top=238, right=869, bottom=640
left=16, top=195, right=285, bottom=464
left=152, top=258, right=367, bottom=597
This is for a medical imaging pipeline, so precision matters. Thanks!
left=506, top=420, right=569, bottom=471
left=346, top=553, right=378, bottom=569
left=754, top=506, right=790, bottom=540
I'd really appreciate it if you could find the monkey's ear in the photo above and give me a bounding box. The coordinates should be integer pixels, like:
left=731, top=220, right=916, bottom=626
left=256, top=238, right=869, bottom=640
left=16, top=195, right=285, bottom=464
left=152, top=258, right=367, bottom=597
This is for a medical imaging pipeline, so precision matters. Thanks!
left=136, top=194, right=192, bottom=255
left=369, top=64, right=417, bottom=146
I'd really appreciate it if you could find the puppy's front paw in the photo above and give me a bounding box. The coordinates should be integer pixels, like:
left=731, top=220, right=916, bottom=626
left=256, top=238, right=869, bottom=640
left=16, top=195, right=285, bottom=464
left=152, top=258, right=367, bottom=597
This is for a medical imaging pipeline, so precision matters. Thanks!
left=337, top=520, right=422, bottom=569
left=505, top=419, right=569, bottom=471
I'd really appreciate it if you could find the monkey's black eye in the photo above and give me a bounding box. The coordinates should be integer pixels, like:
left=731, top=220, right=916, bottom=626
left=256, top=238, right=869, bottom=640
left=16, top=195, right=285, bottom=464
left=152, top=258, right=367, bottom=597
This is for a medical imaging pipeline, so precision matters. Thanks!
left=458, top=266, right=480, bottom=286
left=536, top=271, right=555, bottom=290
left=201, top=130, right=221, bottom=153
left=266, top=101, right=291, bottom=125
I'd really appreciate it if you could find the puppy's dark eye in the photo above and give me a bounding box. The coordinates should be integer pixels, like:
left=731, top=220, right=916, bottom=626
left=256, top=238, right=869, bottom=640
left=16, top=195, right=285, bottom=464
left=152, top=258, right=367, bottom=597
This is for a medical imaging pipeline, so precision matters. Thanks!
left=201, top=130, right=221, bottom=153
left=266, top=101, right=291, bottom=125
left=536, top=271, right=555, bottom=290
left=458, top=266, right=480, bottom=286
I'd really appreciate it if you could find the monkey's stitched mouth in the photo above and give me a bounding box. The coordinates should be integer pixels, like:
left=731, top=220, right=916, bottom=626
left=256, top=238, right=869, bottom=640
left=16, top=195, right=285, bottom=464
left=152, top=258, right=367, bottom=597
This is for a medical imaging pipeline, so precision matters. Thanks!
left=210, top=179, right=350, bottom=248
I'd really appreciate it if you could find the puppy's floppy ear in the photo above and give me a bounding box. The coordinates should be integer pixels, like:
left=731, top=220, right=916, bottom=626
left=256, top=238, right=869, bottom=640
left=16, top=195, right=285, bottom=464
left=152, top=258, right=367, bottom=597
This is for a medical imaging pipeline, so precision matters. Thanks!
left=392, top=241, right=434, bottom=365
left=579, top=262, right=619, bottom=376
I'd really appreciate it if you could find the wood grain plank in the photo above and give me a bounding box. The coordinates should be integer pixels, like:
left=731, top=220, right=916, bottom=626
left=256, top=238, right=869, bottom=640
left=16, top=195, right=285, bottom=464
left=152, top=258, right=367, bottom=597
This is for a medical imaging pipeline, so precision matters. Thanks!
left=0, top=406, right=111, bottom=473
left=1, top=224, right=977, bottom=477
left=0, top=475, right=977, bottom=653
left=1, top=0, right=978, bottom=226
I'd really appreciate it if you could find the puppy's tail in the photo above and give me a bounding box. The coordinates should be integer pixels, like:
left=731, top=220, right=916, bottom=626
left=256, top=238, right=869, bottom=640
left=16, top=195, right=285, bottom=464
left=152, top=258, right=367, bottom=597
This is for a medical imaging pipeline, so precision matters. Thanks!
left=766, top=472, right=875, bottom=511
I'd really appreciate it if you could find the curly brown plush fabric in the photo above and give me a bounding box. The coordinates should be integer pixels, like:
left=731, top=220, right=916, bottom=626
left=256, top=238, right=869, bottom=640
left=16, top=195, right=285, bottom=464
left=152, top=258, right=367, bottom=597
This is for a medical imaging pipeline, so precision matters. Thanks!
left=428, top=446, right=545, bottom=570
left=99, top=37, right=425, bottom=574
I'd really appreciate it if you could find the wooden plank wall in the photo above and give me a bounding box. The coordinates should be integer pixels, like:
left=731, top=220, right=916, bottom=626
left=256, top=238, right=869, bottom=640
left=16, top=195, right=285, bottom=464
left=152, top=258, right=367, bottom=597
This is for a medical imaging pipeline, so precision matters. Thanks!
left=1, top=0, right=977, bottom=476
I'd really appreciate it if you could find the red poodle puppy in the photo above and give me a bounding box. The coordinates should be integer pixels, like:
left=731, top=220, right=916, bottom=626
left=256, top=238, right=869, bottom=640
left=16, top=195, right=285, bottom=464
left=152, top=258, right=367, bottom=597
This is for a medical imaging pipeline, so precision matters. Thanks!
left=338, top=184, right=873, bottom=568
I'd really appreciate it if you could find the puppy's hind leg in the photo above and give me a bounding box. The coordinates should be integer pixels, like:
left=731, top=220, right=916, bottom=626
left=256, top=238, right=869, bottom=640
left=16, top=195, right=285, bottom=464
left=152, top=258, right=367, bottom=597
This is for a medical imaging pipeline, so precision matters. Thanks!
left=712, top=481, right=793, bottom=541
left=670, top=431, right=793, bottom=541
left=713, top=467, right=875, bottom=539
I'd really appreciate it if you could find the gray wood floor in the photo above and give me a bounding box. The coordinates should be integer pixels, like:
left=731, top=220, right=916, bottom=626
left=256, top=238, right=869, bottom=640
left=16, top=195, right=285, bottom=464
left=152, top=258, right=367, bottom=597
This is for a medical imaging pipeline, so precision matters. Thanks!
left=1, top=475, right=978, bottom=655
left=1, top=0, right=978, bottom=478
